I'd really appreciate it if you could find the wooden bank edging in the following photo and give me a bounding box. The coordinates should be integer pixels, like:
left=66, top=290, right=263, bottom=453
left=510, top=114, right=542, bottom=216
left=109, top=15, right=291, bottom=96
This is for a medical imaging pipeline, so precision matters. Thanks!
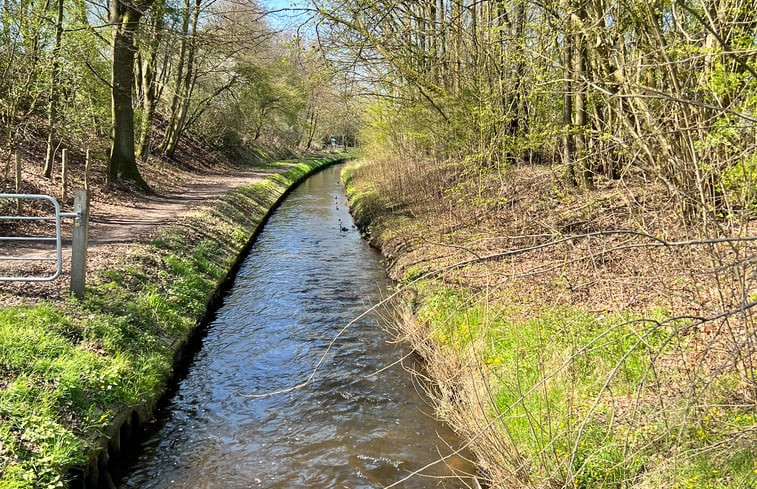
left=70, top=156, right=348, bottom=489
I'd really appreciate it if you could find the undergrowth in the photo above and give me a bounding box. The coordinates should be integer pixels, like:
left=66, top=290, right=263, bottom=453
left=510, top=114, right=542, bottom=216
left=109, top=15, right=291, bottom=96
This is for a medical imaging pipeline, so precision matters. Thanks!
left=0, top=156, right=341, bottom=488
left=344, top=155, right=756, bottom=489
left=409, top=282, right=755, bottom=488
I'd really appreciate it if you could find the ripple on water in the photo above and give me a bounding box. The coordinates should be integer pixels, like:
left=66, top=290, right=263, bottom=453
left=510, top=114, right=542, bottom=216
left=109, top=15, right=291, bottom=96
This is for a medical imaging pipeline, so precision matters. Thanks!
left=121, top=165, right=476, bottom=489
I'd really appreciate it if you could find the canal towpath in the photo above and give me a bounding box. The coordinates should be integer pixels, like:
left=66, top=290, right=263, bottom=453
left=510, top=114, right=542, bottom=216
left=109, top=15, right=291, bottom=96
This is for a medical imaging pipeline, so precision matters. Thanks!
left=0, top=161, right=296, bottom=305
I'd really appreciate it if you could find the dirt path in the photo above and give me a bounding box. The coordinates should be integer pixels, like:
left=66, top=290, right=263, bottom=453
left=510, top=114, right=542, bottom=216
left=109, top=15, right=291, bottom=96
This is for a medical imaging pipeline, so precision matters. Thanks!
left=0, top=165, right=288, bottom=303
left=88, top=168, right=281, bottom=246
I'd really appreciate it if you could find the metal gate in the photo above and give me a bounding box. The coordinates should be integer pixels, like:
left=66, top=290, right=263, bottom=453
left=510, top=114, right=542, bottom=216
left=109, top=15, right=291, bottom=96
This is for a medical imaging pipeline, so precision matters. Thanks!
left=0, top=193, right=82, bottom=282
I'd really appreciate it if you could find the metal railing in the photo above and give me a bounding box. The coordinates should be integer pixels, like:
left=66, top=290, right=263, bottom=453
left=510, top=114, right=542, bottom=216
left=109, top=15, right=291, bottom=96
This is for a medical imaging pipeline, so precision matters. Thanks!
left=0, top=193, right=81, bottom=282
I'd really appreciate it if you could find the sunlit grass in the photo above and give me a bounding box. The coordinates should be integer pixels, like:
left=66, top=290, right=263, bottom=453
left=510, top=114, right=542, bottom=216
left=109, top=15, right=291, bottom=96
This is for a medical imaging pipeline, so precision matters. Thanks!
left=0, top=156, right=344, bottom=487
left=404, top=280, right=754, bottom=488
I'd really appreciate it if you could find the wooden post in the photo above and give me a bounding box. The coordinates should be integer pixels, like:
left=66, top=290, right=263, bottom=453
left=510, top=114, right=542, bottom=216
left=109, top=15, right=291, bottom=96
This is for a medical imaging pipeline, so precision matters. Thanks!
left=84, top=149, right=90, bottom=191
left=70, top=189, right=89, bottom=298
left=14, top=152, right=21, bottom=214
left=61, top=148, right=68, bottom=200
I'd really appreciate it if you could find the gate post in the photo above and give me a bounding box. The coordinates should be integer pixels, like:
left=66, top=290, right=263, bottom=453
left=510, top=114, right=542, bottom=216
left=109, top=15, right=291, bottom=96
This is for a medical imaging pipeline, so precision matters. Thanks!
left=70, top=189, right=89, bottom=298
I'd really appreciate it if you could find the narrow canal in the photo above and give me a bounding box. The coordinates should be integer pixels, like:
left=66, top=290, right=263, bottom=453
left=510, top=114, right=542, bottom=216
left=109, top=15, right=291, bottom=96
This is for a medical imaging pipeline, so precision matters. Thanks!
left=120, top=165, right=476, bottom=488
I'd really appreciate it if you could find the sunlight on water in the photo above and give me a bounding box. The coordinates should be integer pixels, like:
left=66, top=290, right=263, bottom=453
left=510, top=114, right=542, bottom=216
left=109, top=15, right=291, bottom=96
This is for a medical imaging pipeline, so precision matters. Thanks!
left=120, top=165, right=476, bottom=489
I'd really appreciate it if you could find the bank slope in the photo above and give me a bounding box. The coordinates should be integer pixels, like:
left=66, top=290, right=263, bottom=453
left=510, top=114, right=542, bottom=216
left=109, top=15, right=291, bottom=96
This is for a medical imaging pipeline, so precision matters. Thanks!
left=0, top=156, right=344, bottom=488
left=343, top=161, right=756, bottom=489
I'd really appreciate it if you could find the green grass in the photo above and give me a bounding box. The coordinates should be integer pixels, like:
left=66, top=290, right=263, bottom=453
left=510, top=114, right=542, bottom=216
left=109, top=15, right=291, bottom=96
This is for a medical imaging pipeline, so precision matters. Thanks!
left=341, top=163, right=391, bottom=232
left=0, top=156, right=342, bottom=488
left=407, top=281, right=755, bottom=489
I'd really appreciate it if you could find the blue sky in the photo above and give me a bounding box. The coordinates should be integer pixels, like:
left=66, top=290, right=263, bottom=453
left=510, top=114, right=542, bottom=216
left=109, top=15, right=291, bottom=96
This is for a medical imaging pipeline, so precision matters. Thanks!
left=259, top=0, right=312, bottom=31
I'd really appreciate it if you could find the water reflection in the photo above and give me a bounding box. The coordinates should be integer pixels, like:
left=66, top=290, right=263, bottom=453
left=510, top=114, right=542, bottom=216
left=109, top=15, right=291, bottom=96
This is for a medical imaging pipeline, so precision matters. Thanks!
left=121, top=165, right=476, bottom=489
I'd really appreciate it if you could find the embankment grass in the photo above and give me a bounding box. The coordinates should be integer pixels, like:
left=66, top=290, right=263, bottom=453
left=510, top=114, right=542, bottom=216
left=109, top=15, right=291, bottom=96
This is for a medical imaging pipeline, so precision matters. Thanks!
left=0, top=156, right=342, bottom=488
left=404, top=282, right=755, bottom=488
left=344, top=156, right=756, bottom=489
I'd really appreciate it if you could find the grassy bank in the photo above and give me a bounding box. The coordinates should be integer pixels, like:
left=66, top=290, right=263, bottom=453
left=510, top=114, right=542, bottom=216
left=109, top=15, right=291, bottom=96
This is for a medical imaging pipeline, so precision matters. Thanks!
left=343, top=159, right=756, bottom=489
left=0, top=156, right=343, bottom=488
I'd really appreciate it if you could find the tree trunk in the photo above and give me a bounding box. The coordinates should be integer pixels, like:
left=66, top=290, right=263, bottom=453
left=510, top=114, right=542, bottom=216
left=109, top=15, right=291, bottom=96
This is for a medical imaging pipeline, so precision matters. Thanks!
left=508, top=0, right=527, bottom=164
left=137, top=5, right=164, bottom=162
left=305, top=106, right=318, bottom=150
left=108, top=0, right=150, bottom=189
left=136, top=54, right=157, bottom=162
left=160, top=0, right=191, bottom=157
left=573, top=2, right=592, bottom=190
left=43, top=0, right=63, bottom=179
left=163, top=0, right=201, bottom=158
left=562, top=12, right=576, bottom=186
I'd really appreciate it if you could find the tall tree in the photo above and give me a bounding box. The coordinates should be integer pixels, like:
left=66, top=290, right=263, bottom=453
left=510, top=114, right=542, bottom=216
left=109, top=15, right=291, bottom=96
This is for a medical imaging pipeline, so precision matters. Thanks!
left=561, top=0, right=576, bottom=186
left=43, top=0, right=64, bottom=178
left=136, top=0, right=165, bottom=162
left=108, top=0, right=154, bottom=188
left=160, top=0, right=201, bottom=158
left=573, top=0, right=592, bottom=189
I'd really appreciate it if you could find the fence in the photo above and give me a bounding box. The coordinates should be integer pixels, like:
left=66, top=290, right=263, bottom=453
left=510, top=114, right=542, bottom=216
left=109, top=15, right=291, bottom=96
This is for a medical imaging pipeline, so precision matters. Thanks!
left=0, top=190, right=89, bottom=297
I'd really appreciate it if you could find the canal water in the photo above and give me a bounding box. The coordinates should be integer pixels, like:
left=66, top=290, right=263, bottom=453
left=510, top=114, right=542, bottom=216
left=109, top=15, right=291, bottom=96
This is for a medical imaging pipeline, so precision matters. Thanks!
left=120, top=165, right=476, bottom=489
